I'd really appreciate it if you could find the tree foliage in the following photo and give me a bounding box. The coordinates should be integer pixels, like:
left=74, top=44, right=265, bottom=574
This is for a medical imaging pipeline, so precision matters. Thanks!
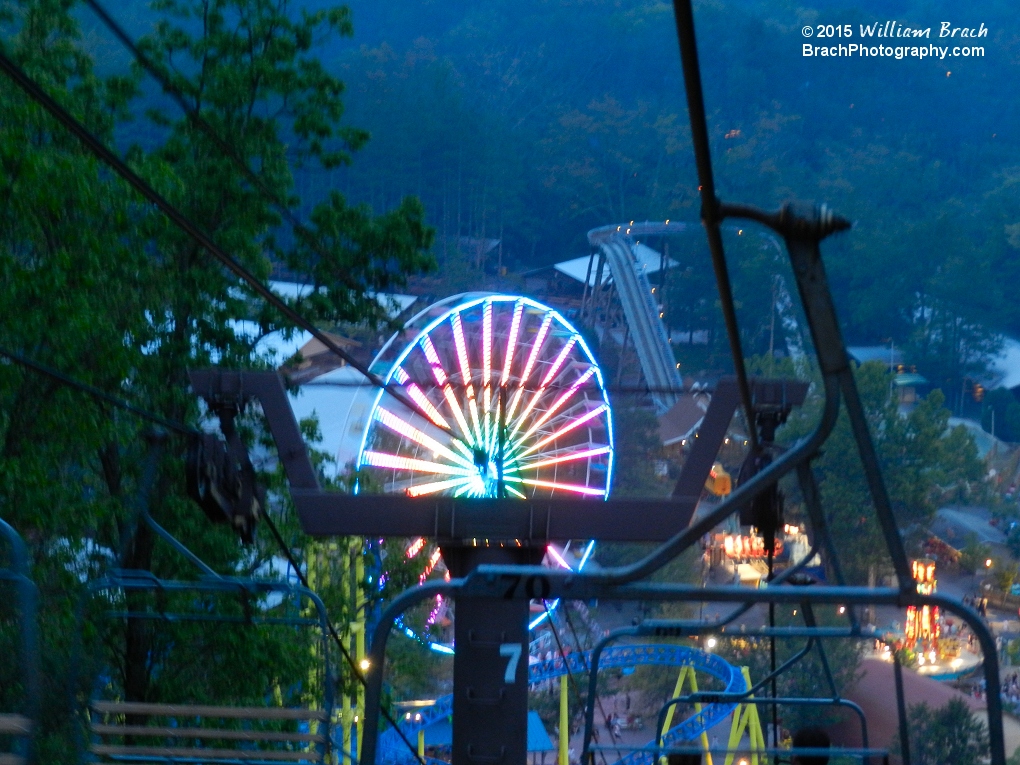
left=610, top=406, right=669, bottom=498
left=782, top=362, right=985, bottom=583
left=982, top=387, right=1020, bottom=443
left=718, top=618, right=863, bottom=733
left=0, top=0, right=433, bottom=755
left=959, top=532, right=993, bottom=575
left=898, top=698, right=989, bottom=765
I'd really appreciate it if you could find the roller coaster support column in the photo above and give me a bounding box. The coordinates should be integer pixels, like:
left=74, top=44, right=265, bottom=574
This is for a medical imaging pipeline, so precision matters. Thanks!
left=724, top=668, right=765, bottom=765
left=660, top=666, right=712, bottom=765
left=307, top=543, right=322, bottom=755
left=442, top=544, right=542, bottom=765
left=355, top=542, right=366, bottom=759
left=338, top=538, right=365, bottom=763
left=559, top=675, right=569, bottom=765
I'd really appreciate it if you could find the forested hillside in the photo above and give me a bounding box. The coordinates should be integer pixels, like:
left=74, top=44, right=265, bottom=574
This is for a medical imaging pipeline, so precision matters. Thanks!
left=268, top=0, right=1017, bottom=395
left=79, top=0, right=1020, bottom=394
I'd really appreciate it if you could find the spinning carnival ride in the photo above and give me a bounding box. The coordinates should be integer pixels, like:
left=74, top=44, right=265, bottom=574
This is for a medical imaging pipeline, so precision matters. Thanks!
left=357, top=294, right=614, bottom=501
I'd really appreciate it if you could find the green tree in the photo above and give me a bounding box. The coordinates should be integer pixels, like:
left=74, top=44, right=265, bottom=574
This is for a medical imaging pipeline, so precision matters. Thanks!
left=993, top=557, right=1020, bottom=605
left=983, top=388, right=1020, bottom=443
left=715, top=606, right=864, bottom=733
left=804, top=362, right=986, bottom=583
left=959, top=533, right=993, bottom=576
left=0, top=1, right=155, bottom=750
left=0, top=0, right=433, bottom=755
left=897, top=698, right=989, bottom=765
left=610, top=406, right=668, bottom=498
left=1007, top=525, right=1020, bottom=561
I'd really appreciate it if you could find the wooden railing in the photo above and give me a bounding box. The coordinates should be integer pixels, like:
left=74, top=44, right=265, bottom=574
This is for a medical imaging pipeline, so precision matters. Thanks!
left=88, top=701, right=329, bottom=763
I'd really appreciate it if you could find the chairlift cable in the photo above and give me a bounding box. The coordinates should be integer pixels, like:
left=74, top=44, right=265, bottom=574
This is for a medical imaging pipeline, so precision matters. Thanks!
left=82, top=0, right=371, bottom=300
left=0, top=346, right=422, bottom=760
left=0, top=345, right=199, bottom=437
left=0, top=48, right=462, bottom=446
left=0, top=343, right=424, bottom=763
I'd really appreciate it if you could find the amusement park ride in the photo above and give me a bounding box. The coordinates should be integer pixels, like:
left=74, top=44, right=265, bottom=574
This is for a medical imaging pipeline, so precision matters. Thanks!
left=0, top=0, right=1010, bottom=764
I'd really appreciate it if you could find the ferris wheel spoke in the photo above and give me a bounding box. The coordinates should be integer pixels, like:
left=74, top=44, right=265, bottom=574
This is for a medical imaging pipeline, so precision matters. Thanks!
left=514, top=367, right=596, bottom=445
left=490, top=388, right=508, bottom=455
left=361, top=450, right=474, bottom=476
left=539, top=338, right=577, bottom=389
left=515, top=437, right=599, bottom=460
left=523, top=396, right=596, bottom=441
left=506, top=339, right=578, bottom=442
left=440, top=385, right=476, bottom=450
left=417, top=333, right=476, bottom=451
left=361, top=296, right=612, bottom=500
left=482, top=300, right=493, bottom=448
left=374, top=408, right=473, bottom=469
left=494, top=300, right=525, bottom=457
left=516, top=403, right=609, bottom=460
left=504, top=484, right=527, bottom=499
left=507, top=387, right=550, bottom=444
left=393, top=367, right=452, bottom=431
left=505, top=385, right=528, bottom=437
left=500, top=301, right=525, bottom=387
left=451, top=312, right=485, bottom=445
left=406, top=477, right=473, bottom=497
left=468, top=403, right=484, bottom=448
left=453, top=478, right=485, bottom=498
left=505, top=313, right=553, bottom=424
left=510, top=445, right=612, bottom=473
left=509, top=477, right=606, bottom=497
left=420, top=334, right=449, bottom=386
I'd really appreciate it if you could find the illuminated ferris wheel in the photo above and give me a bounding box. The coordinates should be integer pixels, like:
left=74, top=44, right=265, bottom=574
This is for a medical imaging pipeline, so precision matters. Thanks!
left=357, top=294, right=613, bottom=500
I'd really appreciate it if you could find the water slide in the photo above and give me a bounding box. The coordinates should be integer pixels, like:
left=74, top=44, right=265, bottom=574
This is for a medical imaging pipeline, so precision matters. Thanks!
left=599, top=237, right=683, bottom=414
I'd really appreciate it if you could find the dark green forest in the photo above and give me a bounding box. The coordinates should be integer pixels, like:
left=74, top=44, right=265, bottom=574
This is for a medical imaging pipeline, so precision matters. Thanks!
left=293, top=0, right=1018, bottom=400
left=81, top=0, right=1020, bottom=400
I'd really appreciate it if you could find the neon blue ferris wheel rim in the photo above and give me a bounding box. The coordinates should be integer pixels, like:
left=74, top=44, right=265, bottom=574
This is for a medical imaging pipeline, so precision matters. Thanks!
left=356, top=293, right=614, bottom=500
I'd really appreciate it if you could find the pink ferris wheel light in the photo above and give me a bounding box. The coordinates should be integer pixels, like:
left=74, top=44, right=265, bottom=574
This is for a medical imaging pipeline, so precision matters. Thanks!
left=358, top=294, right=613, bottom=501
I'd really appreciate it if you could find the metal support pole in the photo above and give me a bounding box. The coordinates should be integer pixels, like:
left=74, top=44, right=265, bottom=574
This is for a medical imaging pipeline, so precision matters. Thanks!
left=442, top=546, right=540, bottom=765
left=893, top=654, right=912, bottom=765
left=559, top=674, right=569, bottom=765
left=580, top=250, right=596, bottom=324
left=669, top=0, right=759, bottom=453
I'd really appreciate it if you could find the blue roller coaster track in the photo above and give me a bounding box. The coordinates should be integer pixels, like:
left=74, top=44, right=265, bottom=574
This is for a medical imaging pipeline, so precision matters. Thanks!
left=377, top=644, right=746, bottom=764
